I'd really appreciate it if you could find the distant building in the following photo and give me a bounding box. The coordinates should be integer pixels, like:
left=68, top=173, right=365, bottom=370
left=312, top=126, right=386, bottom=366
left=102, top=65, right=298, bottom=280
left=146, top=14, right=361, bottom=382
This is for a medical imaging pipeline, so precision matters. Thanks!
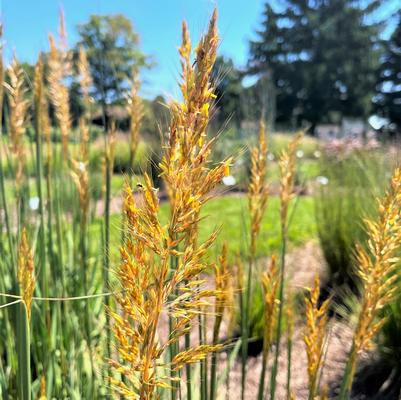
left=316, top=118, right=376, bottom=140
left=342, top=118, right=366, bottom=139
left=315, top=124, right=341, bottom=140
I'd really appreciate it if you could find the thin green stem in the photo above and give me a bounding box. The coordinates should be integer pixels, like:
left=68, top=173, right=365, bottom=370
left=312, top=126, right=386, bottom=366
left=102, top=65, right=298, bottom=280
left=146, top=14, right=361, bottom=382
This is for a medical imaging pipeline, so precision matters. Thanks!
left=185, top=327, right=192, bottom=400
left=34, top=112, right=48, bottom=313
left=339, top=343, right=357, bottom=399
left=16, top=302, right=31, bottom=400
left=198, top=314, right=207, bottom=400
left=0, top=141, right=15, bottom=271
left=270, top=225, right=287, bottom=400
left=241, top=254, right=254, bottom=400
left=104, top=152, right=112, bottom=370
left=287, top=324, right=292, bottom=399
left=210, top=315, right=222, bottom=400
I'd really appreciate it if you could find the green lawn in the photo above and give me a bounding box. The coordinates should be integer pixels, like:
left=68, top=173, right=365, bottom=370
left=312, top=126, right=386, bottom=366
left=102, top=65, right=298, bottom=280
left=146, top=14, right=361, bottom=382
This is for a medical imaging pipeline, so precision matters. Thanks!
left=101, top=194, right=316, bottom=264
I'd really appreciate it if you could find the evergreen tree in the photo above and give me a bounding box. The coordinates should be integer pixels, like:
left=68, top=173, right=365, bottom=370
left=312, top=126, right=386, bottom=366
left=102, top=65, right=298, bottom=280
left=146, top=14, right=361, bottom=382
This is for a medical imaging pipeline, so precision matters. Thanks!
left=375, top=11, right=401, bottom=132
left=248, top=0, right=383, bottom=130
left=211, top=56, right=244, bottom=130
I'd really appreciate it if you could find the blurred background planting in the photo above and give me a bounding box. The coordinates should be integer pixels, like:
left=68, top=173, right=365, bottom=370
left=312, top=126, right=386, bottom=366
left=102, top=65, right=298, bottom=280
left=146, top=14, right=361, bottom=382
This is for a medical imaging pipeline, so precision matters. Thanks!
left=0, top=0, right=401, bottom=399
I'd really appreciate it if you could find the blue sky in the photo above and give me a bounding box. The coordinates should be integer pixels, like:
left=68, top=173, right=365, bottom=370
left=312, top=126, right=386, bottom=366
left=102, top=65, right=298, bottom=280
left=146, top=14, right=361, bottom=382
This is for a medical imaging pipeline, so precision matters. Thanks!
left=0, top=0, right=265, bottom=98
left=1, top=0, right=399, bottom=99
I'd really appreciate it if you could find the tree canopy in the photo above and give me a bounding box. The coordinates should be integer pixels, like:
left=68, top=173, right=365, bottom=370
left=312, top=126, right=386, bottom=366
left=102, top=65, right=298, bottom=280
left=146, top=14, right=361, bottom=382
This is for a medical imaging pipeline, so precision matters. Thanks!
left=375, top=10, right=401, bottom=132
left=248, top=0, right=383, bottom=130
left=211, top=56, right=244, bottom=129
left=76, top=14, right=151, bottom=127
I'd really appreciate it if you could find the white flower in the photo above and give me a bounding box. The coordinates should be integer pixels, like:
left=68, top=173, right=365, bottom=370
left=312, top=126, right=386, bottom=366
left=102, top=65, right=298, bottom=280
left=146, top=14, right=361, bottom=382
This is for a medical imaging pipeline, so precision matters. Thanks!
left=314, top=150, right=321, bottom=158
left=222, top=175, right=236, bottom=186
left=296, top=150, right=304, bottom=158
left=29, top=197, right=40, bottom=211
left=316, top=176, right=329, bottom=185
left=267, top=153, right=275, bottom=161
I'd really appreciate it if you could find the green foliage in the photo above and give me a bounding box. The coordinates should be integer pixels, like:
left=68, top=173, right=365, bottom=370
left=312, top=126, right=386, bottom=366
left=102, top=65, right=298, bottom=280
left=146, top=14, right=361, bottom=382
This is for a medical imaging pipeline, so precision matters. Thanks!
left=248, top=0, right=383, bottom=127
left=76, top=14, right=151, bottom=127
left=214, top=131, right=320, bottom=189
left=315, top=150, right=388, bottom=293
left=102, top=194, right=316, bottom=266
left=89, top=139, right=149, bottom=175
left=211, top=56, right=244, bottom=130
left=375, top=11, right=401, bottom=133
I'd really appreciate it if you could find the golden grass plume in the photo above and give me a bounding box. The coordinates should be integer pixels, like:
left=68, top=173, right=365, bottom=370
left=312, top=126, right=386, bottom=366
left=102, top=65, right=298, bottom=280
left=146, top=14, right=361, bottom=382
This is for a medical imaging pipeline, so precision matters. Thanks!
left=304, top=275, right=330, bottom=399
left=248, top=119, right=269, bottom=257
left=4, top=56, right=29, bottom=189
left=17, top=229, right=35, bottom=320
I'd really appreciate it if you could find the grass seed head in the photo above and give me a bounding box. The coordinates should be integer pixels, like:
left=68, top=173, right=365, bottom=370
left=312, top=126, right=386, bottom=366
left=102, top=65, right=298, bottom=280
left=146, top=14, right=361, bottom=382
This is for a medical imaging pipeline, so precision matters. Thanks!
left=303, top=274, right=330, bottom=399
left=111, top=11, right=226, bottom=398
left=77, top=46, right=93, bottom=111
left=34, top=54, right=51, bottom=167
left=352, top=167, right=401, bottom=356
left=17, top=229, right=35, bottom=320
left=70, top=118, right=90, bottom=228
left=279, top=132, right=303, bottom=232
left=48, top=16, right=72, bottom=158
left=261, top=254, right=279, bottom=354
left=248, top=119, right=269, bottom=258
left=4, top=55, right=29, bottom=189
left=127, top=69, right=144, bottom=168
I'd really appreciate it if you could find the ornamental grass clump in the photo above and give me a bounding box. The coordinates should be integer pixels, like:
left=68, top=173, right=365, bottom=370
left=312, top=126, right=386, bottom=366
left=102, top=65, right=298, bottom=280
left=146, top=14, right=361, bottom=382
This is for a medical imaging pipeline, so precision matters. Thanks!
left=339, top=166, right=401, bottom=398
left=110, top=10, right=230, bottom=399
left=159, top=11, right=230, bottom=397
left=110, top=175, right=222, bottom=398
